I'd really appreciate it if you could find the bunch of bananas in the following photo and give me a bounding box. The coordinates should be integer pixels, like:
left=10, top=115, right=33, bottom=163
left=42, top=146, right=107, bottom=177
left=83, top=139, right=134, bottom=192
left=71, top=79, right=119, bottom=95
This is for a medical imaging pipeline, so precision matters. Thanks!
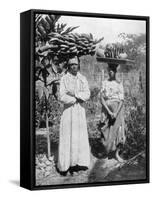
left=37, top=32, right=104, bottom=59
left=36, top=14, right=104, bottom=62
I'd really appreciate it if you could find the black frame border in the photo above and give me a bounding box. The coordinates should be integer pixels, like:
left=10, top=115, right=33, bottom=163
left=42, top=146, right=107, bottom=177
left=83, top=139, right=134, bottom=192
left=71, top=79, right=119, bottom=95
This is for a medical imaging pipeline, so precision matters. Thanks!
left=20, top=9, right=150, bottom=190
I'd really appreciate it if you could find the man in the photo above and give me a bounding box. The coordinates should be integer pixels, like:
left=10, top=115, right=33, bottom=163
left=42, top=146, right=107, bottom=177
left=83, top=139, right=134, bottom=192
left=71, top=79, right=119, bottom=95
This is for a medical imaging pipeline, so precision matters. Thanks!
left=57, top=56, right=91, bottom=175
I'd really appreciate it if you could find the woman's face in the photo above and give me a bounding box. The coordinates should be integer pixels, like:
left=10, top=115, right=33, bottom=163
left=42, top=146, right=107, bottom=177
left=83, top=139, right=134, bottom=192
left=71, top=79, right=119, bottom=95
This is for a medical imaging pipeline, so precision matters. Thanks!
left=108, top=68, right=116, bottom=79
left=69, top=63, right=79, bottom=76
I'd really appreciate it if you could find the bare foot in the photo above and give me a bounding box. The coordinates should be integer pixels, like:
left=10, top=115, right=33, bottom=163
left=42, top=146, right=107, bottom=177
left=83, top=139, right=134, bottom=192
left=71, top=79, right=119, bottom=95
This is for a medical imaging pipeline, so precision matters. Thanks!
left=102, top=157, right=109, bottom=168
left=72, top=171, right=78, bottom=176
left=115, top=150, right=125, bottom=163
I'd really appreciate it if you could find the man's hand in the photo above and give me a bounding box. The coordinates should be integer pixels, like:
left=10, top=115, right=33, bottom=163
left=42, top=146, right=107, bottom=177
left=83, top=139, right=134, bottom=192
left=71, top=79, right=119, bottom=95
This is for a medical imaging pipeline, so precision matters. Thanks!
left=67, top=91, right=75, bottom=97
left=76, top=98, right=84, bottom=104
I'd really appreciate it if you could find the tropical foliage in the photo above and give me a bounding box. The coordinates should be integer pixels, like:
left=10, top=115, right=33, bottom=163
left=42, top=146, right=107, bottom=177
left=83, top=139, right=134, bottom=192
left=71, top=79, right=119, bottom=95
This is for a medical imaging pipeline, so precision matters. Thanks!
left=35, top=14, right=103, bottom=157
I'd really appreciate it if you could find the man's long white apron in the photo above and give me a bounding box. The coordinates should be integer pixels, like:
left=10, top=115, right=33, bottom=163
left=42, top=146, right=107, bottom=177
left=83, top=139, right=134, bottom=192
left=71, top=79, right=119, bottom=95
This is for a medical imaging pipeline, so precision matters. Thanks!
left=58, top=72, right=90, bottom=172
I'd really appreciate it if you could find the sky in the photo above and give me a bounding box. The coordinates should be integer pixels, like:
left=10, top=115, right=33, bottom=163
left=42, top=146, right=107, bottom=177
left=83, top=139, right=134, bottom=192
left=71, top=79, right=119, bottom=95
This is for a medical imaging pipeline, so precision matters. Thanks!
left=59, top=15, right=146, bottom=45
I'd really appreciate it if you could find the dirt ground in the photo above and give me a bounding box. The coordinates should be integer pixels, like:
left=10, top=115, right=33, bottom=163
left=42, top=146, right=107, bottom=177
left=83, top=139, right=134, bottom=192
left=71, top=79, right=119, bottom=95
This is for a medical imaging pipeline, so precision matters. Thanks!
left=36, top=153, right=146, bottom=186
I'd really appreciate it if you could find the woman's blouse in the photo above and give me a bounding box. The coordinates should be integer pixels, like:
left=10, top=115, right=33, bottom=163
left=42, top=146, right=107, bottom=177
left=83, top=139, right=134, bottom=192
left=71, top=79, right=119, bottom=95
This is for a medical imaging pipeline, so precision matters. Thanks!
left=101, top=80, right=124, bottom=101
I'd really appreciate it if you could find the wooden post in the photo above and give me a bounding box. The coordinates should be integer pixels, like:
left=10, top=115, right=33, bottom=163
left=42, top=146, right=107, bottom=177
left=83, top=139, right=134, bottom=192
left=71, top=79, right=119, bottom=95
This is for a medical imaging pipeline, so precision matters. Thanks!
left=121, top=72, right=123, bottom=84
left=100, top=69, right=104, bottom=120
left=101, top=69, right=104, bottom=89
left=46, top=113, right=51, bottom=158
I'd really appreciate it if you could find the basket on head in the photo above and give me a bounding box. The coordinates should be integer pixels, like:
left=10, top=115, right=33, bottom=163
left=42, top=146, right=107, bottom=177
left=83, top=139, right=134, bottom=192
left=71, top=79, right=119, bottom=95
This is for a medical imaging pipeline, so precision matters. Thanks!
left=96, top=44, right=135, bottom=66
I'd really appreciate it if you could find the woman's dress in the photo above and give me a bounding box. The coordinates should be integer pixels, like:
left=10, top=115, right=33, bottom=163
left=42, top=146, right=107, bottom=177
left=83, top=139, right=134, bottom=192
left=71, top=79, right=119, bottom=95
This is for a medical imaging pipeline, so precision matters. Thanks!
left=100, top=80, right=126, bottom=153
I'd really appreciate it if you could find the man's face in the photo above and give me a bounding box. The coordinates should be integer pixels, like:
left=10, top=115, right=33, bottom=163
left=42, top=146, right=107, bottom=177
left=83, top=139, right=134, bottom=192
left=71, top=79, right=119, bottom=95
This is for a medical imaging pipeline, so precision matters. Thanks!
left=69, top=63, right=79, bottom=76
left=43, top=57, right=50, bottom=66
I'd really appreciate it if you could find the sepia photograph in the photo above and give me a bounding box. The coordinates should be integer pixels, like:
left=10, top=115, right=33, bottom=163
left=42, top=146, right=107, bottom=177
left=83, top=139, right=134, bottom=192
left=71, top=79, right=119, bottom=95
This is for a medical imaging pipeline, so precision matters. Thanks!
left=34, top=11, right=148, bottom=187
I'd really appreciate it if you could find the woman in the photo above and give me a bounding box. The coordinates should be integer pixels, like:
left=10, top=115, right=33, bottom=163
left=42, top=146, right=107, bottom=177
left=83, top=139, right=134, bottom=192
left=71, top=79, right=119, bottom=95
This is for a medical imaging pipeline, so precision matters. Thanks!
left=58, top=56, right=91, bottom=174
left=99, top=63, right=125, bottom=162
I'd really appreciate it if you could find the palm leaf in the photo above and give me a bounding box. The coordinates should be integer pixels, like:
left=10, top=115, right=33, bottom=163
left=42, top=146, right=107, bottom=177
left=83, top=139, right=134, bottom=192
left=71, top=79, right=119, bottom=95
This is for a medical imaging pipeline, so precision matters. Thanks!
left=61, top=26, right=79, bottom=35
left=93, top=37, right=104, bottom=44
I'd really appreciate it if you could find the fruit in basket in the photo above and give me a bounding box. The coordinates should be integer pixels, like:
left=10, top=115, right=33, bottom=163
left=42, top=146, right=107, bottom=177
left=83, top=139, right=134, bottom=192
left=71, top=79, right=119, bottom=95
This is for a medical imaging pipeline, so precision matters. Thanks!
left=118, top=52, right=128, bottom=59
left=96, top=49, right=105, bottom=57
left=96, top=44, right=127, bottom=59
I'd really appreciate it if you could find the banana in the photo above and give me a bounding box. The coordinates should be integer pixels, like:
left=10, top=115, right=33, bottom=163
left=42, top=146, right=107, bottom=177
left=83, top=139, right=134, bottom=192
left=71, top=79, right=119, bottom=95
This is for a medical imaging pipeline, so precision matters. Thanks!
left=60, top=44, right=69, bottom=48
left=61, top=51, right=70, bottom=54
left=49, top=38, right=60, bottom=42
left=66, top=42, right=75, bottom=46
left=60, top=48, right=67, bottom=51
left=48, top=32, right=60, bottom=38
left=77, top=41, right=86, bottom=47
left=70, top=50, right=78, bottom=54
left=67, top=37, right=76, bottom=43
left=50, top=45, right=59, bottom=49
left=69, top=46, right=77, bottom=50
